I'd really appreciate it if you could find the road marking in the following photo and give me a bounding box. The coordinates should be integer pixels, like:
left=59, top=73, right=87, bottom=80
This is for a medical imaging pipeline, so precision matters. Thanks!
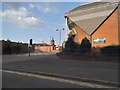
left=2, top=69, right=117, bottom=88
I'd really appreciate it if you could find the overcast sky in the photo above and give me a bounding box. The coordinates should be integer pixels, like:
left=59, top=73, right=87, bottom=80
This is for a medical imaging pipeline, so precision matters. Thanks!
left=1, top=0, right=117, bottom=45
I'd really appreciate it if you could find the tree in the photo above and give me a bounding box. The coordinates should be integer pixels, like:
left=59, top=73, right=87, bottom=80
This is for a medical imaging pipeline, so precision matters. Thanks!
left=62, top=36, right=80, bottom=53
left=80, top=37, right=91, bottom=54
left=65, top=36, right=79, bottom=49
left=80, top=37, right=91, bottom=48
left=61, top=37, right=91, bottom=54
left=16, top=42, right=21, bottom=54
left=6, top=39, right=12, bottom=54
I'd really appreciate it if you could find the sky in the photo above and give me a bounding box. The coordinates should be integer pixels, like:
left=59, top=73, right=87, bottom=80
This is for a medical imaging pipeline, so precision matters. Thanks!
left=1, top=0, right=102, bottom=45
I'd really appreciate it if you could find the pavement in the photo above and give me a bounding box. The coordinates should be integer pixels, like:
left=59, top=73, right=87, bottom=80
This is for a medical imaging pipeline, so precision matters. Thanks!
left=58, top=54, right=119, bottom=62
left=3, top=52, right=56, bottom=56
left=2, top=53, right=119, bottom=88
left=2, top=52, right=56, bottom=63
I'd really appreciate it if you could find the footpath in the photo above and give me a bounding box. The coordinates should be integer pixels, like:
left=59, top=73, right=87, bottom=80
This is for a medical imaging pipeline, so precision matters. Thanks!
left=11, top=52, right=56, bottom=56
left=58, top=54, right=119, bottom=62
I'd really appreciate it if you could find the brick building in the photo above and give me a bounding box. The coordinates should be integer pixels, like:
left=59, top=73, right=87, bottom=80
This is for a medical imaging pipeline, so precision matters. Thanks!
left=34, top=38, right=60, bottom=52
left=65, top=2, right=120, bottom=48
left=0, top=39, right=60, bottom=54
left=34, top=44, right=59, bottom=52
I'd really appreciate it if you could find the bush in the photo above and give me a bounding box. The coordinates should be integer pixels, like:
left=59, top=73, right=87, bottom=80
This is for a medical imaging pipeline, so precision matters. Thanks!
left=65, top=37, right=79, bottom=49
left=2, top=40, right=22, bottom=54
left=101, top=45, right=120, bottom=56
left=63, top=37, right=80, bottom=52
left=5, top=39, right=12, bottom=54
left=62, top=37, right=91, bottom=54
left=80, top=37, right=91, bottom=48
left=79, top=37, right=91, bottom=53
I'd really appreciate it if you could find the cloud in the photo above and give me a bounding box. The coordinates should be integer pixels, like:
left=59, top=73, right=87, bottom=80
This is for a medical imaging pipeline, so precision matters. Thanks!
left=43, top=7, right=51, bottom=13
left=95, top=0, right=119, bottom=2
left=1, top=7, right=28, bottom=18
left=29, top=4, right=35, bottom=8
left=1, top=7, right=44, bottom=28
left=17, top=17, right=40, bottom=27
left=37, top=3, right=60, bottom=14
left=96, top=0, right=102, bottom=1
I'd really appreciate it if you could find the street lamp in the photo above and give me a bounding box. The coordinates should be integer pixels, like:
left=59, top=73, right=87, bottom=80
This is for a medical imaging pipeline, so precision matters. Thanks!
left=56, top=28, right=64, bottom=46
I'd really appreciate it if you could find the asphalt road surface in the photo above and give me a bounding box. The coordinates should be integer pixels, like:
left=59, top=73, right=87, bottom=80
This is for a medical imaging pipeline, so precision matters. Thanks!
left=2, top=53, right=119, bottom=88
left=3, top=72, right=84, bottom=88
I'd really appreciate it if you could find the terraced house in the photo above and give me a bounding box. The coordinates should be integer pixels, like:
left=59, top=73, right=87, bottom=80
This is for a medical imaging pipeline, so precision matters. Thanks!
left=65, top=2, right=120, bottom=48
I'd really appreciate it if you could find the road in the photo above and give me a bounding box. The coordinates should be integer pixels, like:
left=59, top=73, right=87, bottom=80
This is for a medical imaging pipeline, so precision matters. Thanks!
left=2, top=53, right=119, bottom=88
left=3, top=72, right=84, bottom=88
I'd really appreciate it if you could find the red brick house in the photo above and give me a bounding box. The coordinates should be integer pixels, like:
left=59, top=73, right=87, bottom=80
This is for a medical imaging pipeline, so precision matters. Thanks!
left=34, top=38, right=60, bottom=52
left=65, top=2, right=120, bottom=48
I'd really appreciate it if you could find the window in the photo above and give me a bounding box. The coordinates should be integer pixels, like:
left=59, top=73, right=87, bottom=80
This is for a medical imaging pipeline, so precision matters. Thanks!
left=94, top=38, right=106, bottom=44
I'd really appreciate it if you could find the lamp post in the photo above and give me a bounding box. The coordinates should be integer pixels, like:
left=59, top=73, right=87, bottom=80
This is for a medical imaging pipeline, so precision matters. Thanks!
left=56, top=28, right=64, bottom=46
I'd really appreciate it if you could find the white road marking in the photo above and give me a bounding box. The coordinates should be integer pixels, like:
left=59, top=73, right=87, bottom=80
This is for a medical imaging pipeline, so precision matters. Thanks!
left=2, top=69, right=116, bottom=88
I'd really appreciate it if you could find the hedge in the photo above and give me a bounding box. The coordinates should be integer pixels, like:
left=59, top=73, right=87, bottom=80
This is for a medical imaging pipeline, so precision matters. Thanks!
left=101, top=45, right=120, bottom=56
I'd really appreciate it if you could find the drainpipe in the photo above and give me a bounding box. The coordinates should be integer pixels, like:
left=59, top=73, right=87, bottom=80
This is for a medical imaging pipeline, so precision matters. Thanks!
left=89, top=35, right=92, bottom=47
left=118, top=1, right=120, bottom=44
left=89, top=35, right=92, bottom=44
left=65, top=17, right=69, bottom=40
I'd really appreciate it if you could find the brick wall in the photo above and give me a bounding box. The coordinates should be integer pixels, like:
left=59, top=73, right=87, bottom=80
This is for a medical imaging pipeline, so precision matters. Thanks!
left=67, top=8, right=119, bottom=48
left=92, top=9, right=119, bottom=48
left=73, top=25, right=89, bottom=44
left=34, top=45, right=59, bottom=52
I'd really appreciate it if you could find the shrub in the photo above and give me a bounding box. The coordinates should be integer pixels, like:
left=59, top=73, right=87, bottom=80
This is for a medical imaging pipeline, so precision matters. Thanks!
left=5, top=39, right=12, bottom=54
left=80, top=37, right=91, bottom=48
left=65, top=37, right=79, bottom=48
left=65, top=37, right=79, bottom=49
left=79, top=37, right=91, bottom=54
left=62, top=37, right=80, bottom=53
left=14, top=43, right=21, bottom=54
left=62, top=37, right=91, bottom=54
left=101, top=45, right=120, bottom=56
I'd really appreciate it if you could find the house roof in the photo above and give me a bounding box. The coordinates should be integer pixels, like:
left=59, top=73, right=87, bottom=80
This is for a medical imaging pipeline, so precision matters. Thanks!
left=65, top=2, right=119, bottom=35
